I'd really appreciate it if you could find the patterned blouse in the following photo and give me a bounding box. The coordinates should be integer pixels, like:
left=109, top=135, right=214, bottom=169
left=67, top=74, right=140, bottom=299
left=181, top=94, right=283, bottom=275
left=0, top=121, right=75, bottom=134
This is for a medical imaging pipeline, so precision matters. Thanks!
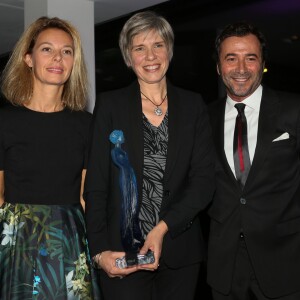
left=139, top=112, right=168, bottom=239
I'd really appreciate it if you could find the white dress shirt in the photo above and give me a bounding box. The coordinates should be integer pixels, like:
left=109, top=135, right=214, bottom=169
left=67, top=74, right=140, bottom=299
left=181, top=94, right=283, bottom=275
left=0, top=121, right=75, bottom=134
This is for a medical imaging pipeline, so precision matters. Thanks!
left=224, top=85, right=263, bottom=177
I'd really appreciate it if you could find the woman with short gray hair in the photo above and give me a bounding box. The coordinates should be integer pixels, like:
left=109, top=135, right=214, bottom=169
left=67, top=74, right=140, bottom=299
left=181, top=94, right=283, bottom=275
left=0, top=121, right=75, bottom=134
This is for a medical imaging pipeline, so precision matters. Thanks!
left=85, top=10, right=215, bottom=300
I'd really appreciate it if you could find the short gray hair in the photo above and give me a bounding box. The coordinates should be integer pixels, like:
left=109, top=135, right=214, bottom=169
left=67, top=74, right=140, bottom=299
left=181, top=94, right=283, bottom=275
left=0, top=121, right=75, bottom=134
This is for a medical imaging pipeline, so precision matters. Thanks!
left=119, top=11, right=174, bottom=67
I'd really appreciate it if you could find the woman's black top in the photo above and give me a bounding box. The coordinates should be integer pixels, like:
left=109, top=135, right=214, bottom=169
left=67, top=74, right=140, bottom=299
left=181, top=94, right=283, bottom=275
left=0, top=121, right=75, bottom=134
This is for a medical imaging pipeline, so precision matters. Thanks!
left=0, top=105, right=91, bottom=205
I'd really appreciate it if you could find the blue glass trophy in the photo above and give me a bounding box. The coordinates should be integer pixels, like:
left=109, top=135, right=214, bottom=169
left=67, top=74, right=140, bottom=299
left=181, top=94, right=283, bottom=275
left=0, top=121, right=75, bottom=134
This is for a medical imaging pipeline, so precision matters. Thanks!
left=109, top=130, right=154, bottom=268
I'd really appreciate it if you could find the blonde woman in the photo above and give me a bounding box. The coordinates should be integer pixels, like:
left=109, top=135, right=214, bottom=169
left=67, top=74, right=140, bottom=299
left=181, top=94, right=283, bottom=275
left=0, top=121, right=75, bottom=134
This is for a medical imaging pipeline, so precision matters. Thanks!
left=0, top=17, right=100, bottom=299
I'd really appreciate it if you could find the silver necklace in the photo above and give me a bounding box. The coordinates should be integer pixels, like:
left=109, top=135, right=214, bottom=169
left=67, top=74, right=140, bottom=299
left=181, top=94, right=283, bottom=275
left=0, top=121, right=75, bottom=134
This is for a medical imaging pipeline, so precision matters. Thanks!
left=140, top=91, right=167, bottom=116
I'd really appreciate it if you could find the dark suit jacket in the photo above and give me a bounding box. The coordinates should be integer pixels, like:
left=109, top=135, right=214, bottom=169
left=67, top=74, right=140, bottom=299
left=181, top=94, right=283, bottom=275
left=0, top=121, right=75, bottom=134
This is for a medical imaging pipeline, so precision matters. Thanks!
left=84, top=80, right=215, bottom=268
left=207, top=87, right=300, bottom=298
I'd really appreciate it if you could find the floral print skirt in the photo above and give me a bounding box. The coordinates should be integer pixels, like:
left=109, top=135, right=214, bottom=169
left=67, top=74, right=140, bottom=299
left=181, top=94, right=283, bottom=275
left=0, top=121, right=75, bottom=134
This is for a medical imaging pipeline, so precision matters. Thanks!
left=0, top=202, right=101, bottom=300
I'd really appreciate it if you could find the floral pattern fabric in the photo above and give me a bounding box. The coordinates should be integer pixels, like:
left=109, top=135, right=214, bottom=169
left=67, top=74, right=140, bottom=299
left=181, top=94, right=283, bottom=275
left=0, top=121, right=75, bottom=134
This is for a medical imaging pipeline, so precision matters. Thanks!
left=0, top=202, right=100, bottom=300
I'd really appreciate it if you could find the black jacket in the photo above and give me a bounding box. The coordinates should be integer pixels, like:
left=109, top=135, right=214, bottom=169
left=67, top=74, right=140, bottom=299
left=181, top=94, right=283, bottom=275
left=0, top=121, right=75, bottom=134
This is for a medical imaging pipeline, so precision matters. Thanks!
left=207, top=87, right=300, bottom=298
left=84, top=80, right=215, bottom=268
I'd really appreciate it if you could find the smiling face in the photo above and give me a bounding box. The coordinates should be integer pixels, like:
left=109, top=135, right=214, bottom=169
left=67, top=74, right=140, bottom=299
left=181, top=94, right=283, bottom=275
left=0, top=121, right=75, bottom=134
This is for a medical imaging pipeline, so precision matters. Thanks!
left=217, top=34, right=264, bottom=102
left=25, top=28, right=74, bottom=90
left=129, top=30, right=169, bottom=86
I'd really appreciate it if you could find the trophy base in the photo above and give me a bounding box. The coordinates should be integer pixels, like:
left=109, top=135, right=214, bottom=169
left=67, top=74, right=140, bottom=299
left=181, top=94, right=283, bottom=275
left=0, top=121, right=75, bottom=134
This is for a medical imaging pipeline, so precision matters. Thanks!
left=116, top=250, right=155, bottom=269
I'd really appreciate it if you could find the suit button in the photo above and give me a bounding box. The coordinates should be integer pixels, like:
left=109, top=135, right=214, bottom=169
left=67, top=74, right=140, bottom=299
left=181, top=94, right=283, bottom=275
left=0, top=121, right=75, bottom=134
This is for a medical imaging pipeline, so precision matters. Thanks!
left=240, top=198, right=246, bottom=205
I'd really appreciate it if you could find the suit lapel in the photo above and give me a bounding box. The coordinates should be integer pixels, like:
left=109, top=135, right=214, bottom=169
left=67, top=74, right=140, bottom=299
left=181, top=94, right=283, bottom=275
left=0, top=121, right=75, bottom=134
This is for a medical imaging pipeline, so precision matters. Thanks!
left=124, top=81, right=144, bottom=202
left=212, top=100, right=240, bottom=189
left=125, top=81, right=181, bottom=199
left=164, top=83, right=180, bottom=182
left=243, top=88, right=280, bottom=191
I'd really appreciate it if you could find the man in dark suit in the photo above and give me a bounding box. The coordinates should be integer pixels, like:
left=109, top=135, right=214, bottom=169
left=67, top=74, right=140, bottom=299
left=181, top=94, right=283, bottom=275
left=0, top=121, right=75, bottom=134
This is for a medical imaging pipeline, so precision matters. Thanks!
left=207, top=22, right=300, bottom=300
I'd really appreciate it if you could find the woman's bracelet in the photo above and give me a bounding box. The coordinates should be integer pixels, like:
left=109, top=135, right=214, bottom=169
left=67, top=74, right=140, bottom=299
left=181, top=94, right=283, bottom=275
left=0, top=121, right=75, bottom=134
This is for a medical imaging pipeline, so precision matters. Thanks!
left=92, top=252, right=102, bottom=269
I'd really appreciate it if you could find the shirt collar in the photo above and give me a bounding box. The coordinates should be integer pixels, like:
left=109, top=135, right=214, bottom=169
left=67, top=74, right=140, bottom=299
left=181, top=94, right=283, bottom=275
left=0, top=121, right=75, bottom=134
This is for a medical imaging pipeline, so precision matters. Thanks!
left=225, top=85, right=263, bottom=114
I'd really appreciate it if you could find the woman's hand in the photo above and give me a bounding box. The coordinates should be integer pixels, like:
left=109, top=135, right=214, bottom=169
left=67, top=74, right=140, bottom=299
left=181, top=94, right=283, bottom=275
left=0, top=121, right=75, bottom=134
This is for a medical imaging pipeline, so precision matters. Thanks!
left=0, top=171, right=4, bottom=207
left=98, top=250, right=139, bottom=278
left=138, top=220, right=168, bottom=271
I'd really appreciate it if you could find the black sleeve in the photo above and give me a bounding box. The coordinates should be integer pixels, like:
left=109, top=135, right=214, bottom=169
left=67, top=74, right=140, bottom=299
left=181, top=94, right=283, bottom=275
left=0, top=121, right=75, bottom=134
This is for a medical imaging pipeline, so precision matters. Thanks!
left=84, top=94, right=112, bottom=257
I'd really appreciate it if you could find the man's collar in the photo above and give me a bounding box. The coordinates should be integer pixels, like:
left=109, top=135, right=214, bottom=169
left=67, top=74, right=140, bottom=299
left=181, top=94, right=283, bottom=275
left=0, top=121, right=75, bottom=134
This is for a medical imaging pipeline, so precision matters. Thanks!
left=225, top=85, right=262, bottom=114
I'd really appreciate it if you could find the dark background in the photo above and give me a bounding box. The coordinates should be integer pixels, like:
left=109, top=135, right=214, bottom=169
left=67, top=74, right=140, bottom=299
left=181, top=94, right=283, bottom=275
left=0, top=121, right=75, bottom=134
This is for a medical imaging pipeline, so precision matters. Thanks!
left=93, top=0, right=300, bottom=103
left=1, top=0, right=300, bottom=297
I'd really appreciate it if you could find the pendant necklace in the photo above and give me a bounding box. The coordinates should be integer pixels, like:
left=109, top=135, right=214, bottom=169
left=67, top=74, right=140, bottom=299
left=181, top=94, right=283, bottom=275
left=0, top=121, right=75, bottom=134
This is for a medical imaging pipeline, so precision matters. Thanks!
left=140, top=91, right=167, bottom=116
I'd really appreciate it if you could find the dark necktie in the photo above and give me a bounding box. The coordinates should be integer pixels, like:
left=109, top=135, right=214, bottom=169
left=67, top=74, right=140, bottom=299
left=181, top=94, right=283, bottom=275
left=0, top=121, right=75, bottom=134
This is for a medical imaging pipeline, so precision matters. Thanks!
left=233, top=103, right=251, bottom=188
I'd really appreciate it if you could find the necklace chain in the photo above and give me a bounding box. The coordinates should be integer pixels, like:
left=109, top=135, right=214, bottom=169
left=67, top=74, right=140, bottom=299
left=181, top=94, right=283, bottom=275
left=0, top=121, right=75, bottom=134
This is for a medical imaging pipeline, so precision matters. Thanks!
left=140, top=91, right=167, bottom=116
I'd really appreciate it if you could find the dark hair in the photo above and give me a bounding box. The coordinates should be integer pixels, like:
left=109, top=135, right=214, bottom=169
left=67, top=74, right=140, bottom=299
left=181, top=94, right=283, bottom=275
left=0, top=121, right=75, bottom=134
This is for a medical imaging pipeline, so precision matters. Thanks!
left=215, top=22, right=267, bottom=64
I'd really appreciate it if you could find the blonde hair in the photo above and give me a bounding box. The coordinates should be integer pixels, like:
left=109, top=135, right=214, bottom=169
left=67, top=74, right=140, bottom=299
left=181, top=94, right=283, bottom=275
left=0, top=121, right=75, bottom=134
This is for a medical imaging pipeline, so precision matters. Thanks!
left=1, top=16, right=88, bottom=111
